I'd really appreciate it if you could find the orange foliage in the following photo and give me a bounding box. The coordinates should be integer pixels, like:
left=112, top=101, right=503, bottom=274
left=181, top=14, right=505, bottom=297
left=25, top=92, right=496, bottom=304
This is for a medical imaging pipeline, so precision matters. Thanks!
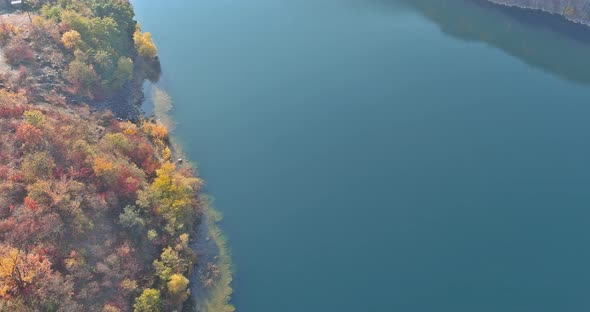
left=24, top=197, right=39, bottom=210
left=123, top=127, right=138, bottom=136
left=142, top=122, right=168, bottom=141
left=133, top=28, right=157, bottom=58
left=0, top=90, right=27, bottom=107
left=152, top=125, right=168, bottom=140
left=16, top=123, right=43, bottom=148
left=93, top=157, right=115, bottom=176
left=0, top=244, right=52, bottom=299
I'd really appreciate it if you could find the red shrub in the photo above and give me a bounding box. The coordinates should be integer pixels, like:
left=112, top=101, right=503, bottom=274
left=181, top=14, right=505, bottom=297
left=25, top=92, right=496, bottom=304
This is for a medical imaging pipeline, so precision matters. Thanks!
left=77, top=167, right=94, bottom=180
left=0, top=105, right=25, bottom=119
left=9, top=172, right=24, bottom=183
left=0, top=217, right=16, bottom=234
left=38, top=245, right=59, bottom=263
left=0, top=165, right=10, bottom=179
left=116, top=168, right=141, bottom=199
left=142, top=157, right=159, bottom=178
left=3, top=39, right=34, bottom=66
left=16, top=123, right=43, bottom=147
left=128, top=139, right=158, bottom=176
left=24, top=197, right=39, bottom=210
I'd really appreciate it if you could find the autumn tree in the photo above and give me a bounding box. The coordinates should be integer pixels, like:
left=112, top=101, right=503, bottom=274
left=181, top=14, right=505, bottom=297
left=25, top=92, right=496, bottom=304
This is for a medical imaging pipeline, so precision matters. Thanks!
left=93, top=157, right=115, bottom=177
left=16, top=123, right=43, bottom=150
left=0, top=244, right=51, bottom=298
left=139, top=162, right=200, bottom=235
left=167, top=274, right=189, bottom=303
left=21, top=152, right=56, bottom=181
left=104, top=132, right=131, bottom=154
left=23, top=110, right=45, bottom=127
left=0, top=90, right=27, bottom=107
left=153, top=246, right=188, bottom=282
left=134, top=288, right=161, bottom=312
left=66, top=51, right=100, bottom=95
left=61, top=30, right=82, bottom=50
left=134, top=27, right=157, bottom=59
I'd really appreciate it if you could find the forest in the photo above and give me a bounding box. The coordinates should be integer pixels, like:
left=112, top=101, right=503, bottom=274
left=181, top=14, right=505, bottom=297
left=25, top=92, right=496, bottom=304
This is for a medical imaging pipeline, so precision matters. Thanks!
left=0, top=1, right=207, bottom=311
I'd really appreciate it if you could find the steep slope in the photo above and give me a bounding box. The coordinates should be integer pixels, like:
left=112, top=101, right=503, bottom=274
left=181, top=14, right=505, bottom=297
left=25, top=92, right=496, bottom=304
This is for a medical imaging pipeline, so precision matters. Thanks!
left=0, top=1, right=206, bottom=311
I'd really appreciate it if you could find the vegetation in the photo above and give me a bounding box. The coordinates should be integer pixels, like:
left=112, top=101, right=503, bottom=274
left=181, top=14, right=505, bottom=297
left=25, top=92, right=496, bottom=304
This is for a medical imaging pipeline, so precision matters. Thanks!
left=134, top=289, right=162, bottom=312
left=134, top=27, right=157, bottom=59
left=0, top=0, right=158, bottom=102
left=198, top=202, right=235, bottom=312
left=0, top=1, right=216, bottom=311
left=0, top=88, right=202, bottom=311
left=488, top=0, right=590, bottom=24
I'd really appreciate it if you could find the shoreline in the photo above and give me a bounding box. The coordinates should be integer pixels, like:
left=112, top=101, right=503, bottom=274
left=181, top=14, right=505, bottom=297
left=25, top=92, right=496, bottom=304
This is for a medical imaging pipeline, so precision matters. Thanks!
left=148, top=84, right=235, bottom=312
left=483, top=0, right=590, bottom=28
left=475, top=0, right=590, bottom=46
left=0, top=1, right=232, bottom=310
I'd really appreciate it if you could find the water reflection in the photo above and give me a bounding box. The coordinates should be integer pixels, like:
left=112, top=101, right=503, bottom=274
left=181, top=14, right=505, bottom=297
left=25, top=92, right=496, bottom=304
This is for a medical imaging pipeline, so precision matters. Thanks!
left=396, top=0, right=590, bottom=84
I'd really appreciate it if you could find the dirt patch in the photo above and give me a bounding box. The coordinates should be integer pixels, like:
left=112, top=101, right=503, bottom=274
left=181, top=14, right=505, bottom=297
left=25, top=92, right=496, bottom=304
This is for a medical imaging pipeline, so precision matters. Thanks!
left=0, top=12, right=29, bottom=72
left=0, top=11, right=30, bottom=28
left=0, top=49, right=7, bottom=72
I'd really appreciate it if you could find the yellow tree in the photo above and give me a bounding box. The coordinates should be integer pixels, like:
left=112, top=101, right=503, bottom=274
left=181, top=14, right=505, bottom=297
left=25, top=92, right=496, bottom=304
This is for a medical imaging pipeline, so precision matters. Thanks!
left=153, top=246, right=188, bottom=282
left=0, top=90, right=27, bottom=106
left=23, top=110, right=45, bottom=127
left=134, top=288, right=161, bottom=312
left=167, top=274, right=189, bottom=303
left=61, top=30, right=82, bottom=50
left=145, top=162, right=201, bottom=234
left=93, top=157, right=115, bottom=177
left=134, top=28, right=157, bottom=58
left=0, top=244, right=51, bottom=298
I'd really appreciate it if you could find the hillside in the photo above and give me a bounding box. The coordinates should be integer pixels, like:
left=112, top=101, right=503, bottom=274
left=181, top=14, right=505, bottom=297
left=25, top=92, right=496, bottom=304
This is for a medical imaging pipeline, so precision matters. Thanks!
left=488, top=0, right=590, bottom=25
left=400, top=0, right=590, bottom=84
left=0, top=1, right=206, bottom=311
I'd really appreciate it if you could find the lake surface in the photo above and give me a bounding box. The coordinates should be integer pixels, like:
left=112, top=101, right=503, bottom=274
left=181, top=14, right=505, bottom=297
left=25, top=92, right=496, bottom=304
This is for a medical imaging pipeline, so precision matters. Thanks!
left=132, top=0, right=590, bottom=311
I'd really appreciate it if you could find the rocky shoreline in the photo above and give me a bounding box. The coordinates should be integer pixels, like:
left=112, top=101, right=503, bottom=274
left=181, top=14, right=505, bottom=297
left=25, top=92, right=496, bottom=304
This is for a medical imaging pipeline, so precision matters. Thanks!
left=486, top=0, right=590, bottom=26
left=89, top=49, right=162, bottom=121
left=146, top=83, right=235, bottom=312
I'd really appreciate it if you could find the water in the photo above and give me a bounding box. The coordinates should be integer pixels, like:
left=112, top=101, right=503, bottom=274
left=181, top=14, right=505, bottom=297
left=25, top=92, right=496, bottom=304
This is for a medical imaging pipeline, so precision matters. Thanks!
left=131, top=0, right=590, bottom=311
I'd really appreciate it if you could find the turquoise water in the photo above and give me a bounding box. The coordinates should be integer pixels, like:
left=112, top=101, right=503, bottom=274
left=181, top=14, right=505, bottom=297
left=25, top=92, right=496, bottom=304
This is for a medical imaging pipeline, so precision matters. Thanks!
left=132, top=0, right=590, bottom=311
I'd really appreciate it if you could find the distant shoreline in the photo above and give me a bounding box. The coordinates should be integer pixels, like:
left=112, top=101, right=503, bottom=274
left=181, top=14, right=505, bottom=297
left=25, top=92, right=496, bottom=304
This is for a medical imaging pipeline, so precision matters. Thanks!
left=478, top=0, right=590, bottom=44
left=484, top=0, right=590, bottom=28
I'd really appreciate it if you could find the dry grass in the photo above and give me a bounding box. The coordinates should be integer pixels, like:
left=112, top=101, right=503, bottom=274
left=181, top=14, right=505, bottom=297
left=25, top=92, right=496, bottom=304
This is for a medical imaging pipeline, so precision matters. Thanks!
left=0, top=13, right=29, bottom=73
left=0, top=12, right=29, bottom=29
